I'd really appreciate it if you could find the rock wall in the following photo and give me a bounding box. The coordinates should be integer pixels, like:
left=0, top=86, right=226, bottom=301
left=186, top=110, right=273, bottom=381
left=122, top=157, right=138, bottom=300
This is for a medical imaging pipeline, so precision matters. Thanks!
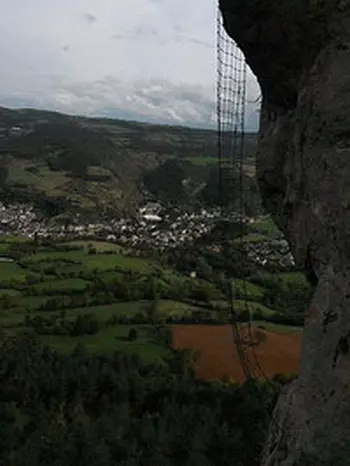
left=219, top=0, right=350, bottom=464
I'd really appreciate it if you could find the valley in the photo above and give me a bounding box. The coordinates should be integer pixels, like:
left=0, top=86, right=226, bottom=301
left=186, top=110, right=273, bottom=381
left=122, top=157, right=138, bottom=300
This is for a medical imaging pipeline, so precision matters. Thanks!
left=0, top=106, right=308, bottom=383
left=0, top=107, right=311, bottom=466
left=0, top=211, right=309, bottom=381
left=0, top=106, right=259, bottom=218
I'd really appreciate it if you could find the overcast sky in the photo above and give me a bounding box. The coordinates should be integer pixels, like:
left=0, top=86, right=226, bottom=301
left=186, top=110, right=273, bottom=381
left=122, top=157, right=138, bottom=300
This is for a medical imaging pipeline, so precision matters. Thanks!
left=0, top=0, right=260, bottom=130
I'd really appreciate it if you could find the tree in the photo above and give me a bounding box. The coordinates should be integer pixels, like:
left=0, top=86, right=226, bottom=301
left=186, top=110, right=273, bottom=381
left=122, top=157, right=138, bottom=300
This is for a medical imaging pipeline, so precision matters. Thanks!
left=0, top=333, right=279, bottom=465
left=88, top=244, right=97, bottom=255
left=0, top=164, right=8, bottom=185
left=143, top=158, right=186, bottom=203
left=142, top=276, right=158, bottom=301
left=70, top=314, right=100, bottom=336
left=189, top=280, right=221, bottom=303
left=127, top=328, right=138, bottom=341
left=253, top=329, right=267, bottom=346
left=59, top=309, right=67, bottom=322
left=143, top=299, right=160, bottom=323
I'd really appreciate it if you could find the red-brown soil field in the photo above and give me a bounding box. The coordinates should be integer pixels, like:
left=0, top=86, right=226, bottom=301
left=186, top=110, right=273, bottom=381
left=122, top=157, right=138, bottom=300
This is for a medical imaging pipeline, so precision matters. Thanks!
left=171, top=324, right=302, bottom=382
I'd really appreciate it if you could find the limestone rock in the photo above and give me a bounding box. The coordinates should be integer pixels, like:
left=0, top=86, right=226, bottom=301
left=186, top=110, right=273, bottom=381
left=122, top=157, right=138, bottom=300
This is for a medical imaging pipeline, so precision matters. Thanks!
left=219, top=0, right=350, bottom=464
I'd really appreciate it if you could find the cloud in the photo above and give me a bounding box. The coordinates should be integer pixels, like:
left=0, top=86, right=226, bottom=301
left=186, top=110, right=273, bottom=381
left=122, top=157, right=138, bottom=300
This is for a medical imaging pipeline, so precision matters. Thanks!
left=84, top=13, right=97, bottom=24
left=5, top=76, right=216, bottom=126
left=1, top=75, right=259, bottom=131
left=0, top=0, right=260, bottom=130
left=178, top=36, right=212, bottom=49
left=133, top=25, right=158, bottom=37
left=111, top=33, right=124, bottom=40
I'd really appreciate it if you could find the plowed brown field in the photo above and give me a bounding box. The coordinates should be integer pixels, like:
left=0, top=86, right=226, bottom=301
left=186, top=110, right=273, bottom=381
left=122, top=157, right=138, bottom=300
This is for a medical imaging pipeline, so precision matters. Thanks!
left=171, top=324, right=302, bottom=382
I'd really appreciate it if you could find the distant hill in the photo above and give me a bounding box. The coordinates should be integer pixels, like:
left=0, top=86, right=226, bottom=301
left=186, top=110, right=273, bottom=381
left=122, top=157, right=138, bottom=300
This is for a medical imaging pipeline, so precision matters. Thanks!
left=0, top=106, right=259, bottom=218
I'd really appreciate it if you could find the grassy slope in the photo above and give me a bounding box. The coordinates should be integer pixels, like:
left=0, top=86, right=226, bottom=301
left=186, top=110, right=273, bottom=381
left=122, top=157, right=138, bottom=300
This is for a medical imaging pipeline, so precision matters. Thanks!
left=0, top=238, right=196, bottom=362
left=0, top=106, right=258, bottom=215
left=64, top=240, right=125, bottom=253
left=23, top=250, right=152, bottom=273
left=40, top=326, right=170, bottom=363
left=0, top=262, right=28, bottom=284
left=252, top=216, right=282, bottom=238
left=252, top=321, right=303, bottom=334
left=0, top=235, right=306, bottom=364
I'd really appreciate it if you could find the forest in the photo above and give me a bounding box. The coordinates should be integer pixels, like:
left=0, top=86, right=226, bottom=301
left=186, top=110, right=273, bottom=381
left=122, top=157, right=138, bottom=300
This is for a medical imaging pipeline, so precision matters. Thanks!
left=0, top=334, right=292, bottom=466
left=0, top=108, right=308, bottom=464
left=0, top=225, right=308, bottom=464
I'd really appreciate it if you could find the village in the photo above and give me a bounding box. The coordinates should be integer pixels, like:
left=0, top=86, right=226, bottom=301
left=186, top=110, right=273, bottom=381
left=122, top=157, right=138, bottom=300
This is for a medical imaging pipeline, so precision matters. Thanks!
left=0, top=200, right=231, bottom=246
left=0, top=200, right=294, bottom=268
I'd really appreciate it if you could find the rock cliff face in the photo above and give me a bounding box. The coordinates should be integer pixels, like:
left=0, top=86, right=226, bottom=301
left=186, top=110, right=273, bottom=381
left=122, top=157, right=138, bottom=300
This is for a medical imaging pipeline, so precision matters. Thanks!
left=219, top=0, right=350, bottom=464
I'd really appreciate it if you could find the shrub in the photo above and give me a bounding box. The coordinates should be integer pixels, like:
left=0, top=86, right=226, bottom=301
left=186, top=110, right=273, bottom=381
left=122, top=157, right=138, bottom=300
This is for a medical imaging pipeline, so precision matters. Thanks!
left=70, top=314, right=101, bottom=336
left=106, top=314, right=120, bottom=327
left=253, top=329, right=267, bottom=346
left=127, top=328, right=138, bottom=341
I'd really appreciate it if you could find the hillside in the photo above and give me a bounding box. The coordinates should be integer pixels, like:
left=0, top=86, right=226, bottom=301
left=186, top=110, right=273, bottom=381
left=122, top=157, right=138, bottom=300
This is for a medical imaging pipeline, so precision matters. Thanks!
left=0, top=107, right=258, bottom=217
left=0, top=222, right=309, bottom=361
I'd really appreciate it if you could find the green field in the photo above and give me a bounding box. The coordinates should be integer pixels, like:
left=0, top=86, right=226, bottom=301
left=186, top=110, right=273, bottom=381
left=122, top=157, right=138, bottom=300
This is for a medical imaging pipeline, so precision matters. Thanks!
left=0, top=235, right=306, bottom=363
left=233, top=233, right=267, bottom=244
left=252, top=216, right=282, bottom=238
left=3, top=300, right=203, bottom=326
left=98, top=269, right=124, bottom=283
left=32, top=278, right=90, bottom=293
left=252, top=321, right=303, bottom=334
left=0, top=262, right=28, bottom=284
left=60, top=301, right=142, bottom=320
left=233, top=300, right=276, bottom=318
left=233, top=279, right=265, bottom=301
left=0, top=237, right=205, bottom=362
left=0, top=243, right=11, bottom=254
left=276, top=272, right=308, bottom=286
left=0, top=288, right=22, bottom=296
left=39, top=325, right=170, bottom=362
left=23, top=249, right=152, bottom=272
left=64, top=240, right=126, bottom=253
left=0, top=235, right=32, bottom=243
left=8, top=161, right=70, bottom=195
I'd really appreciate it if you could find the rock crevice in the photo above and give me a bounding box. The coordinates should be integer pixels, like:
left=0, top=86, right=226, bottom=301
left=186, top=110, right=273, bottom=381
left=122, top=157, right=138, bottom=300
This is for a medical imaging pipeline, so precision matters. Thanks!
left=219, top=0, right=350, bottom=464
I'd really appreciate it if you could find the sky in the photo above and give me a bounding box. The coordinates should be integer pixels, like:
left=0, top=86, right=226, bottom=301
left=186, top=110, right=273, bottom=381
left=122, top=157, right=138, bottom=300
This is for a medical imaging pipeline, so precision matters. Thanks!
left=0, top=0, right=260, bottom=130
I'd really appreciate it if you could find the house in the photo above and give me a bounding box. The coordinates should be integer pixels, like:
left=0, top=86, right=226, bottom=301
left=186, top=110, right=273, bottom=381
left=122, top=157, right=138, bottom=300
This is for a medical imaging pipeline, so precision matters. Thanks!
left=139, top=201, right=162, bottom=216
left=143, top=214, right=162, bottom=222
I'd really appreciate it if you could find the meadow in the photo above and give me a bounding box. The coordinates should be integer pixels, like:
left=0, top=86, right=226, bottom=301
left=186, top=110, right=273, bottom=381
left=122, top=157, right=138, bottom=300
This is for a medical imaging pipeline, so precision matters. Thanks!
left=0, top=234, right=307, bottom=380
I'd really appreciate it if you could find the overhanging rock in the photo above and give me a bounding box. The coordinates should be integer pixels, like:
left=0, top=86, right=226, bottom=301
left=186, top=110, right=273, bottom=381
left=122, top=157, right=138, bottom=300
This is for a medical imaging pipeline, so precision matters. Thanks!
left=219, top=0, right=350, bottom=464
